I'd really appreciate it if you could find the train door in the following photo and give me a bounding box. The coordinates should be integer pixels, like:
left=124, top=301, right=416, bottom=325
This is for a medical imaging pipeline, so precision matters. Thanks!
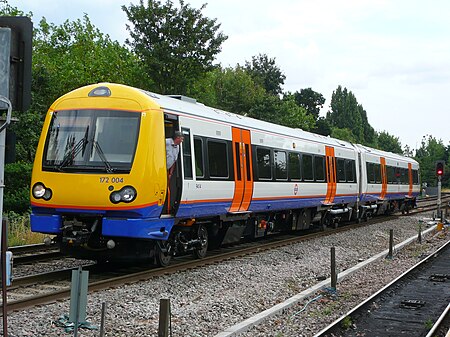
left=408, top=163, right=413, bottom=197
left=324, top=146, right=336, bottom=204
left=163, top=114, right=183, bottom=215
left=229, top=127, right=253, bottom=212
left=380, top=157, right=387, bottom=199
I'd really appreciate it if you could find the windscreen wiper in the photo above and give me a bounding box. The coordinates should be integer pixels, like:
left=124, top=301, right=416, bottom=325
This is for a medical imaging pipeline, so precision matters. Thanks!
left=58, top=137, right=88, bottom=170
left=93, top=140, right=114, bottom=173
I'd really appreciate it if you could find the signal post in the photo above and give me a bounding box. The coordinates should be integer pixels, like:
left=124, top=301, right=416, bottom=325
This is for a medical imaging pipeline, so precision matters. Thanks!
left=435, top=160, right=445, bottom=222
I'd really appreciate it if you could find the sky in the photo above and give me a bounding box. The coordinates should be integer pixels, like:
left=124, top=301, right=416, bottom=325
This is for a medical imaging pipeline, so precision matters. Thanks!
left=7, top=0, right=450, bottom=151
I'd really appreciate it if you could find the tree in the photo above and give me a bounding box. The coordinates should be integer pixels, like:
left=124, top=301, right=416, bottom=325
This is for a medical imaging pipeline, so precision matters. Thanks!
left=123, top=0, right=227, bottom=95
left=312, top=116, right=332, bottom=136
left=33, top=15, right=145, bottom=110
left=377, top=131, right=402, bottom=154
left=326, top=85, right=379, bottom=146
left=245, top=53, right=286, bottom=95
left=330, top=127, right=356, bottom=143
left=415, top=135, right=447, bottom=187
left=292, top=88, right=325, bottom=119
left=188, top=66, right=265, bottom=115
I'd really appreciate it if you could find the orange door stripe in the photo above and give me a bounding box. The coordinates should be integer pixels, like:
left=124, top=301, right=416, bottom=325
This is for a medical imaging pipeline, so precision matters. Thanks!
left=239, top=129, right=253, bottom=211
left=380, top=157, right=387, bottom=199
left=408, top=163, right=413, bottom=196
left=229, top=128, right=245, bottom=212
left=324, top=146, right=336, bottom=204
left=229, top=127, right=253, bottom=212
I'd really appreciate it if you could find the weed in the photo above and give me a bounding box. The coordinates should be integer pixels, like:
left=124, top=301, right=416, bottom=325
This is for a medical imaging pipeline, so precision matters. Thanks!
left=341, top=316, right=353, bottom=330
left=424, top=319, right=433, bottom=330
left=5, top=212, right=46, bottom=246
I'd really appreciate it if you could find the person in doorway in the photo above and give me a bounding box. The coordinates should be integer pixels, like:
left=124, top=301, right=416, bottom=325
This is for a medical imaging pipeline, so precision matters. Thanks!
left=166, top=131, right=184, bottom=178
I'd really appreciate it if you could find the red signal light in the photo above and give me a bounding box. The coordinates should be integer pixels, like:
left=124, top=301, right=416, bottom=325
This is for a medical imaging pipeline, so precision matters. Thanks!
left=436, top=161, right=445, bottom=177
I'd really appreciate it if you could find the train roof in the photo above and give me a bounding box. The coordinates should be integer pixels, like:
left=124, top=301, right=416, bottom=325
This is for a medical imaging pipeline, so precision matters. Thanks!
left=144, top=89, right=356, bottom=150
left=146, top=90, right=417, bottom=164
left=58, top=83, right=417, bottom=164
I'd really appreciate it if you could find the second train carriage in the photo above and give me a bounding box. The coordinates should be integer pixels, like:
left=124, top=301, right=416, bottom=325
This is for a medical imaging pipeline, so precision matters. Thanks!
left=30, top=83, right=420, bottom=265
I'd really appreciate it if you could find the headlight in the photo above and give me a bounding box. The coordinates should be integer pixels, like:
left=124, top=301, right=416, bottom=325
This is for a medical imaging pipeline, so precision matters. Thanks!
left=121, top=187, right=136, bottom=202
left=110, top=186, right=137, bottom=204
left=32, top=183, right=53, bottom=200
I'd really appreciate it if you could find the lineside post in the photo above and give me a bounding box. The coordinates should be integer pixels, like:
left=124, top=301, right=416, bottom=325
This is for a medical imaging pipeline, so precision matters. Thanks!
left=386, top=229, right=394, bottom=259
left=418, top=224, right=422, bottom=244
left=330, top=247, right=337, bottom=290
left=158, top=298, right=171, bottom=337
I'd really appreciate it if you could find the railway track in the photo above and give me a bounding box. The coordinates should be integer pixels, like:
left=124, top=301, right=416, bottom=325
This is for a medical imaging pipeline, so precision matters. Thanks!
left=3, top=199, right=446, bottom=315
left=315, top=239, right=450, bottom=337
left=10, top=243, right=63, bottom=265
left=2, top=217, right=411, bottom=313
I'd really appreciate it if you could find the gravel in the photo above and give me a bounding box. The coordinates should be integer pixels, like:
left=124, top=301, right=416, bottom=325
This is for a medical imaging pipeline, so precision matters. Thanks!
left=6, top=215, right=449, bottom=337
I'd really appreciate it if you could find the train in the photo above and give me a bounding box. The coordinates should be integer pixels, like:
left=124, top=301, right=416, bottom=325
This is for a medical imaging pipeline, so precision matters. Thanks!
left=30, top=83, right=420, bottom=266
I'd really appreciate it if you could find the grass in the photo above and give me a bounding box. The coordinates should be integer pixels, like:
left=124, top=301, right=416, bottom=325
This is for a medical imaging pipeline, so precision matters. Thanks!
left=4, top=212, right=46, bottom=246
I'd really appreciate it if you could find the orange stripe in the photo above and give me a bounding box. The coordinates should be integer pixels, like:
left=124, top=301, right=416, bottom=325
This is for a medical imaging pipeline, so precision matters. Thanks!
left=324, top=146, right=336, bottom=204
left=31, top=201, right=159, bottom=210
left=229, top=127, right=245, bottom=212
left=408, top=163, right=413, bottom=197
left=239, top=129, right=253, bottom=211
left=380, top=157, right=387, bottom=199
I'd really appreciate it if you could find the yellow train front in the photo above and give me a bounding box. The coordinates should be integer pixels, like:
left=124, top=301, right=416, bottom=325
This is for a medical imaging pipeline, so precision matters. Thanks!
left=30, top=83, right=182, bottom=263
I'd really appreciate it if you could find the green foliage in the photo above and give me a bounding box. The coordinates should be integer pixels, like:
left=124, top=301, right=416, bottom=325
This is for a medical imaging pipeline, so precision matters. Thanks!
left=378, top=131, right=403, bottom=154
left=10, top=111, right=43, bottom=162
left=341, top=316, right=353, bottom=330
left=245, top=53, right=286, bottom=95
left=414, top=135, right=448, bottom=187
left=424, top=318, right=433, bottom=329
left=0, top=0, right=29, bottom=16
left=331, top=127, right=357, bottom=143
left=189, top=66, right=265, bottom=114
left=33, top=14, right=146, bottom=110
left=4, top=162, right=32, bottom=214
left=5, top=211, right=46, bottom=246
left=313, top=116, right=332, bottom=136
left=291, top=88, right=325, bottom=119
left=327, top=86, right=377, bottom=146
left=123, top=0, right=227, bottom=95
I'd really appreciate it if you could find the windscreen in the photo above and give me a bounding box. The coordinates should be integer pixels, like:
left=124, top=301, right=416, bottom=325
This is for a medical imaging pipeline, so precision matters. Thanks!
left=43, top=109, right=140, bottom=173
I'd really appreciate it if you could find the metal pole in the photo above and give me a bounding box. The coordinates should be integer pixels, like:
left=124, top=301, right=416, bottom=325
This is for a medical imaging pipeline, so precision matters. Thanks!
left=158, top=298, right=171, bottom=337
left=99, top=302, right=107, bottom=337
left=0, top=29, right=12, bottom=337
left=1, top=219, right=7, bottom=337
left=73, top=267, right=82, bottom=337
left=438, top=175, right=442, bottom=221
left=387, top=229, right=394, bottom=259
left=418, top=224, right=422, bottom=244
left=330, top=247, right=337, bottom=290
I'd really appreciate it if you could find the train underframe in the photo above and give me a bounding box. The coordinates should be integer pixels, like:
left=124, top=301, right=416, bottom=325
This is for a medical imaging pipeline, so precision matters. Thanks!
left=53, top=196, right=416, bottom=266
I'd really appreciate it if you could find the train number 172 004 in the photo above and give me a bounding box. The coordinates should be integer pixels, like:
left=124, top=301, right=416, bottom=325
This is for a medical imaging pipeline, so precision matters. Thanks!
left=100, top=177, right=124, bottom=183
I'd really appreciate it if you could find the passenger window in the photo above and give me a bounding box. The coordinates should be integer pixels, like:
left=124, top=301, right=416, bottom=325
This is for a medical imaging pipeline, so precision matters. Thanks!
left=374, top=164, right=381, bottom=183
left=314, top=156, right=325, bottom=182
left=194, top=137, right=204, bottom=178
left=387, top=166, right=395, bottom=183
left=256, top=147, right=271, bottom=180
left=366, top=162, right=375, bottom=183
left=288, top=153, right=301, bottom=181
left=337, top=158, right=346, bottom=182
left=274, top=150, right=287, bottom=180
left=208, top=140, right=228, bottom=178
left=345, top=159, right=356, bottom=183
left=182, top=128, right=192, bottom=179
left=302, top=154, right=314, bottom=181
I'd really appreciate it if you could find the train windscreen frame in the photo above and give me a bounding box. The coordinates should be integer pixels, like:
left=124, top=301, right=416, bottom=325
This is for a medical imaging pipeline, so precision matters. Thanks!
left=42, top=109, right=140, bottom=173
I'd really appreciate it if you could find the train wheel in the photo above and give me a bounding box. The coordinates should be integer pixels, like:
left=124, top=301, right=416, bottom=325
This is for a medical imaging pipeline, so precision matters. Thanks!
left=193, top=225, right=208, bottom=259
left=155, top=241, right=172, bottom=267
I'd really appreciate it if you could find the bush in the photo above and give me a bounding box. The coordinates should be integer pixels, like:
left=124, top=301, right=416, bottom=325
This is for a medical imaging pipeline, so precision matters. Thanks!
left=4, top=162, right=32, bottom=214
